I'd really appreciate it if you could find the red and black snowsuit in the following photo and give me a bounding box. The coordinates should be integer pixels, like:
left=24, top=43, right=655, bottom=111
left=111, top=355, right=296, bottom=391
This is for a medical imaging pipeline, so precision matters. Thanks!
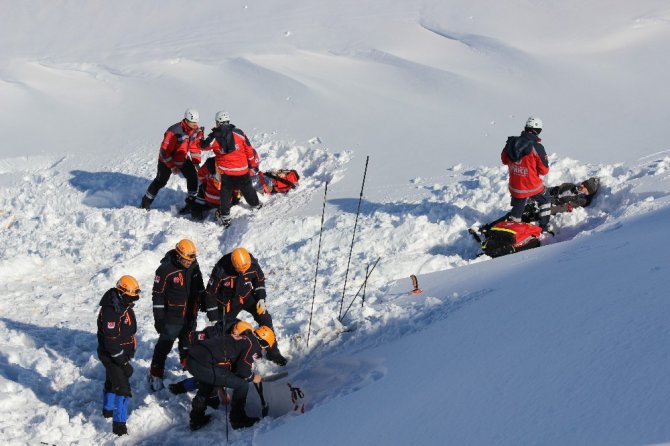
left=150, top=249, right=214, bottom=377
left=143, top=119, right=205, bottom=206
left=199, top=123, right=260, bottom=219
left=501, top=130, right=551, bottom=229
left=97, top=288, right=137, bottom=397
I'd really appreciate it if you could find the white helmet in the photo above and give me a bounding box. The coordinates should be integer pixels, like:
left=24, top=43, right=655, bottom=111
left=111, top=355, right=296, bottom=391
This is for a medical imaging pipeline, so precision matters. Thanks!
left=525, top=116, right=543, bottom=130
left=184, top=108, right=199, bottom=123
left=215, top=111, right=230, bottom=125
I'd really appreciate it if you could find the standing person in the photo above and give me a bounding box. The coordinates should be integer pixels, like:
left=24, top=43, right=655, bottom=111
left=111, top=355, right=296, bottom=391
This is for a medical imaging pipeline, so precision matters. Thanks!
left=97, top=275, right=141, bottom=436
left=149, top=239, right=217, bottom=391
left=199, top=111, right=261, bottom=228
left=205, top=247, right=288, bottom=366
left=501, top=116, right=552, bottom=231
left=141, top=108, right=205, bottom=212
left=186, top=321, right=277, bottom=430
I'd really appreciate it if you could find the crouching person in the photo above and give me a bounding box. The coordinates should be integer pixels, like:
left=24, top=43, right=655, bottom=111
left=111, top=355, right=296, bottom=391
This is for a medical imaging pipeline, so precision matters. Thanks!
left=96, top=275, right=141, bottom=436
left=186, top=321, right=276, bottom=431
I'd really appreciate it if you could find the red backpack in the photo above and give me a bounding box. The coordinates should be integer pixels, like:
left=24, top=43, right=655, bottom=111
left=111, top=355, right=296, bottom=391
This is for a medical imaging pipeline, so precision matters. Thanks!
left=259, top=170, right=300, bottom=194
left=482, top=221, right=542, bottom=258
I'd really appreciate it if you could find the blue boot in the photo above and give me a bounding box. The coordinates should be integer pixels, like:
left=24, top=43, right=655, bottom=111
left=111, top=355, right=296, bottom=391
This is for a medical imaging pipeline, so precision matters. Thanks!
left=103, top=391, right=116, bottom=418
left=112, top=396, right=129, bottom=436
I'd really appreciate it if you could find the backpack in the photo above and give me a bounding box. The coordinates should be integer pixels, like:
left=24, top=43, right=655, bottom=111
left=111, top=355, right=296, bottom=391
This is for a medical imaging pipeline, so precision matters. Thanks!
left=481, top=221, right=542, bottom=258
left=261, top=170, right=300, bottom=194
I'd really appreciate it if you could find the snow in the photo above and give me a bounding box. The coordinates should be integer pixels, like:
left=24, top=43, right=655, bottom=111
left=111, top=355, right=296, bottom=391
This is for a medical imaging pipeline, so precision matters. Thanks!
left=1, top=0, right=670, bottom=444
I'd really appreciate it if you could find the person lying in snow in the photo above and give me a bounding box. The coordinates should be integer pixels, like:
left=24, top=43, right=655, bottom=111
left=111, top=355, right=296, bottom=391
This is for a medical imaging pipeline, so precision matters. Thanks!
left=469, top=177, right=601, bottom=257
left=477, top=177, right=601, bottom=233
left=190, top=157, right=300, bottom=221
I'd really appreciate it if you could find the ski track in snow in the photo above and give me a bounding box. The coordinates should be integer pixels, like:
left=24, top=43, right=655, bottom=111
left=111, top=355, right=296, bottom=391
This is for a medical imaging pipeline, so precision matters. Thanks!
left=0, top=142, right=669, bottom=444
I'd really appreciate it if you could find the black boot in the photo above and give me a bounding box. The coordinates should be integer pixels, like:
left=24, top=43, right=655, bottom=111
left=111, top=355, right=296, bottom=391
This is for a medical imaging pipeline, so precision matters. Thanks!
left=102, top=409, right=114, bottom=418
left=140, top=195, right=153, bottom=210
left=168, top=381, right=187, bottom=395
left=215, top=210, right=231, bottom=228
left=265, top=346, right=288, bottom=366
left=112, top=421, right=128, bottom=436
left=179, top=196, right=195, bottom=215
left=189, top=414, right=212, bottom=431
left=190, top=202, right=205, bottom=221
left=206, top=394, right=220, bottom=410
left=189, top=395, right=212, bottom=431
left=229, top=401, right=259, bottom=430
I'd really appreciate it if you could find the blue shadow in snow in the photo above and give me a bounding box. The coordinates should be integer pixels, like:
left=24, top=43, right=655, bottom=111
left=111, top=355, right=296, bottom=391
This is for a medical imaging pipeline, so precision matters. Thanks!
left=69, top=170, right=184, bottom=210
left=0, top=317, right=153, bottom=427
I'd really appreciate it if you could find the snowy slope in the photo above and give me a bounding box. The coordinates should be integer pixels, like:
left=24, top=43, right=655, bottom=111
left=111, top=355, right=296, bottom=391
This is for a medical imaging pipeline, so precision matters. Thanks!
left=1, top=1, right=670, bottom=445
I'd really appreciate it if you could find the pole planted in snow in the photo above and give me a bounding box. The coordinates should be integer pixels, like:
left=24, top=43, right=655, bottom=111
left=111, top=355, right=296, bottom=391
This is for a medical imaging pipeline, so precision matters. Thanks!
left=340, top=256, right=380, bottom=322
left=307, top=182, right=328, bottom=347
left=338, top=156, right=369, bottom=319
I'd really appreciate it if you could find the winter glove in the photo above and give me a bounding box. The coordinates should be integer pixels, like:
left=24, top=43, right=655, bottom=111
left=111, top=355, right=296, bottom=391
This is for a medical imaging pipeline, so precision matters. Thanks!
left=112, top=353, right=130, bottom=366
left=256, top=299, right=267, bottom=315
left=121, top=362, right=134, bottom=378
left=154, top=320, right=164, bottom=334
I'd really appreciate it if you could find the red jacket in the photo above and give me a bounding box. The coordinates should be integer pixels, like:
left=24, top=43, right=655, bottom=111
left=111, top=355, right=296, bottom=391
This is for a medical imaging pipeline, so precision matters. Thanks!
left=196, top=151, right=260, bottom=206
left=196, top=159, right=222, bottom=206
left=501, top=131, right=549, bottom=198
left=159, top=120, right=204, bottom=169
left=200, top=124, right=258, bottom=176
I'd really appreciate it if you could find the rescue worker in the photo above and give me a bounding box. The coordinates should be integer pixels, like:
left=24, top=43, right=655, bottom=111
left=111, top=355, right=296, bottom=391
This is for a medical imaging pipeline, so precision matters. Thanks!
left=141, top=108, right=205, bottom=212
left=97, top=275, right=140, bottom=436
left=169, top=320, right=280, bottom=395
left=199, top=111, right=261, bottom=228
left=148, top=239, right=217, bottom=391
left=501, top=116, right=552, bottom=231
left=187, top=321, right=277, bottom=430
left=190, top=154, right=254, bottom=221
left=205, top=247, right=288, bottom=366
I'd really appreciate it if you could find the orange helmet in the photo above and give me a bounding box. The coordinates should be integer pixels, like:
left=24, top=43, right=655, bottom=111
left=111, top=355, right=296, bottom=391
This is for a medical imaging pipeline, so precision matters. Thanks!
left=116, top=275, right=141, bottom=297
left=231, top=247, right=251, bottom=272
left=232, top=320, right=254, bottom=336
left=254, top=326, right=276, bottom=349
left=175, top=239, right=197, bottom=261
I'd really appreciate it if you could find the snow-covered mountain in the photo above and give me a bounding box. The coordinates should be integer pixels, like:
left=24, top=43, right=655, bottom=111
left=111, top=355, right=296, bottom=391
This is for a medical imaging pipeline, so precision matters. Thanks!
left=1, top=1, right=669, bottom=445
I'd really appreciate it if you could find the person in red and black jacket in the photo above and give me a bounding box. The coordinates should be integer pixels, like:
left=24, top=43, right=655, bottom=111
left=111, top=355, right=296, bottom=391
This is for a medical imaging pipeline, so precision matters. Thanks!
left=190, top=149, right=261, bottom=221
left=97, top=275, right=140, bottom=436
left=199, top=111, right=261, bottom=228
left=205, top=247, right=287, bottom=366
left=148, top=239, right=217, bottom=392
left=501, top=116, right=552, bottom=231
left=141, top=108, right=205, bottom=212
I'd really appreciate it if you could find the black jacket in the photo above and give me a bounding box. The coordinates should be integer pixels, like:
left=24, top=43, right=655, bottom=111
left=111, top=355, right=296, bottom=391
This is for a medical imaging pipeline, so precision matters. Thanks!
left=205, top=253, right=266, bottom=320
left=152, top=250, right=207, bottom=326
left=97, top=288, right=137, bottom=365
left=548, top=183, right=595, bottom=213
left=188, top=332, right=262, bottom=381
